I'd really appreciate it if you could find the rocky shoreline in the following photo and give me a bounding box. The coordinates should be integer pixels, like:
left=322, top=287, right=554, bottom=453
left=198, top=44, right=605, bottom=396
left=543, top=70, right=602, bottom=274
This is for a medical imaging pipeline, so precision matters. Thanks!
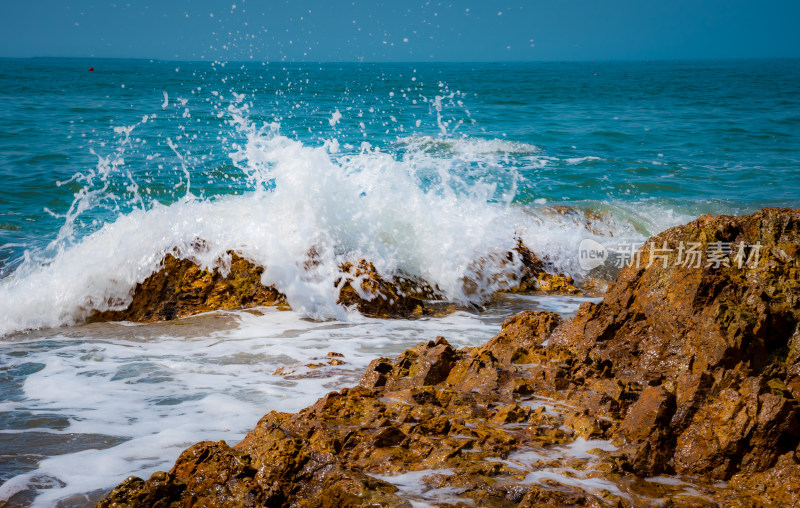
left=97, top=208, right=799, bottom=507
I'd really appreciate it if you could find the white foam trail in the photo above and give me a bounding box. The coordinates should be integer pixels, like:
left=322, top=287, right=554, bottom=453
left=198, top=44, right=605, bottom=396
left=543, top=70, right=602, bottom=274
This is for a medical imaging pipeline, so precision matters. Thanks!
left=395, top=135, right=540, bottom=156
left=565, top=156, right=602, bottom=165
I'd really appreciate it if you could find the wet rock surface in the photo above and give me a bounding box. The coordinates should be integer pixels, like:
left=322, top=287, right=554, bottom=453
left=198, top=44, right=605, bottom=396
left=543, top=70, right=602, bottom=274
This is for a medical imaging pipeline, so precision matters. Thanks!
left=508, top=240, right=582, bottom=295
left=98, top=208, right=800, bottom=507
left=550, top=207, right=800, bottom=483
left=89, top=240, right=576, bottom=323
left=336, top=259, right=444, bottom=318
left=89, top=251, right=288, bottom=323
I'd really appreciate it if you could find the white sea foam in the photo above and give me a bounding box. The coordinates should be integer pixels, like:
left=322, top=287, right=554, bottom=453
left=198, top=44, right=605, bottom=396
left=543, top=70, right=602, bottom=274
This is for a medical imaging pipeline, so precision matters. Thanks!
left=523, top=469, right=629, bottom=499
left=503, top=438, right=617, bottom=467
left=0, top=308, right=502, bottom=506
left=374, top=468, right=464, bottom=507
left=565, top=156, right=603, bottom=165
left=378, top=437, right=622, bottom=505
left=493, top=438, right=630, bottom=500
left=395, top=135, right=540, bottom=156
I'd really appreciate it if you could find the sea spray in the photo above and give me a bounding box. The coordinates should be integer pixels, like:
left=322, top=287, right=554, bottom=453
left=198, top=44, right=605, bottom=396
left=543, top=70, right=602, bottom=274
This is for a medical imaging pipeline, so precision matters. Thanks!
left=0, top=169, right=638, bottom=337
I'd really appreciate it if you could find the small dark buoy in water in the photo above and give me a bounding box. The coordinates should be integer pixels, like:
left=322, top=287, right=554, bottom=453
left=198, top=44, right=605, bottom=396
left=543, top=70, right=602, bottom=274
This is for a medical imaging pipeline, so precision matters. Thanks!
left=89, top=67, right=94, bottom=72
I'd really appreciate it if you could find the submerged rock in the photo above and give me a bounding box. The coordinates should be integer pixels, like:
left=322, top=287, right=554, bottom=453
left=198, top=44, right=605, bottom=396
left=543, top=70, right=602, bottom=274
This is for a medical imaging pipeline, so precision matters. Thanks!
left=98, top=208, right=800, bottom=506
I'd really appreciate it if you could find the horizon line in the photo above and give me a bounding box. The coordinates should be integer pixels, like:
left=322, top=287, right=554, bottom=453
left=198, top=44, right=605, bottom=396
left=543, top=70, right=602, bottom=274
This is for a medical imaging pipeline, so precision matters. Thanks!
left=1, top=55, right=799, bottom=65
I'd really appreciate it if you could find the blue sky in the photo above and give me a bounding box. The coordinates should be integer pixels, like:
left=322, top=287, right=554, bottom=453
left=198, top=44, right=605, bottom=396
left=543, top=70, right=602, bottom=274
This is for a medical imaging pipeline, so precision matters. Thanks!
left=1, top=1, right=798, bottom=61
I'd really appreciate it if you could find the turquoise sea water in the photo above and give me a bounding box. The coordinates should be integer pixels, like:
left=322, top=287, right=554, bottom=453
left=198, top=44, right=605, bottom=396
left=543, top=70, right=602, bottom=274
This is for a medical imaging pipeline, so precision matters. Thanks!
left=0, top=58, right=798, bottom=505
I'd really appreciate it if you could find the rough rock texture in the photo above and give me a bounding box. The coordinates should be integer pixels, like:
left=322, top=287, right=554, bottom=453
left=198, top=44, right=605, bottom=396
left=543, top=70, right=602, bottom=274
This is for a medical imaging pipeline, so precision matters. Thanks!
left=508, top=240, right=582, bottom=295
left=98, top=208, right=800, bottom=507
left=89, top=251, right=288, bottom=323
left=550, top=207, right=800, bottom=481
left=336, top=259, right=443, bottom=318
left=99, top=321, right=635, bottom=508
left=97, top=315, right=723, bottom=507
left=89, top=252, right=439, bottom=322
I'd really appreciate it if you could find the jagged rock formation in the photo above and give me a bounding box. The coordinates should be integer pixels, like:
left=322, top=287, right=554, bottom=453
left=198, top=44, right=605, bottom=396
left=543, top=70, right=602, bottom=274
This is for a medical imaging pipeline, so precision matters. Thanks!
left=507, top=240, right=582, bottom=294
left=89, top=252, right=287, bottom=323
left=98, top=208, right=800, bottom=506
left=550, top=207, right=800, bottom=482
left=99, top=323, right=633, bottom=508
left=336, top=259, right=442, bottom=318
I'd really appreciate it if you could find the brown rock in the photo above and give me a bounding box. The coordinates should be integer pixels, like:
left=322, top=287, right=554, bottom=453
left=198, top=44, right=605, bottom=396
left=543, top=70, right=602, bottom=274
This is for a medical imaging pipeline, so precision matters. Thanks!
left=479, top=310, right=562, bottom=364
left=620, top=386, right=675, bottom=442
left=723, top=454, right=800, bottom=506
left=508, top=240, right=582, bottom=295
left=554, top=208, right=800, bottom=386
left=89, top=239, right=579, bottom=324
left=618, top=385, right=676, bottom=474
left=97, top=474, right=184, bottom=508
left=90, top=251, right=287, bottom=323
left=336, top=259, right=434, bottom=318
left=551, top=208, right=800, bottom=479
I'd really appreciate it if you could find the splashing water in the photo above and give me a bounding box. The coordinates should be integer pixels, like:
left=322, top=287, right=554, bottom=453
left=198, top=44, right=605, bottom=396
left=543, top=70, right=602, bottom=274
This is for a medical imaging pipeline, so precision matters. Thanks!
left=0, top=80, right=648, bottom=336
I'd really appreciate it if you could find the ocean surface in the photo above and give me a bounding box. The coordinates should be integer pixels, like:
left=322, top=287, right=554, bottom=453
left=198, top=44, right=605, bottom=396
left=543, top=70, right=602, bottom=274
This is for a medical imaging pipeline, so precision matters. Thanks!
left=0, top=58, right=798, bottom=506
